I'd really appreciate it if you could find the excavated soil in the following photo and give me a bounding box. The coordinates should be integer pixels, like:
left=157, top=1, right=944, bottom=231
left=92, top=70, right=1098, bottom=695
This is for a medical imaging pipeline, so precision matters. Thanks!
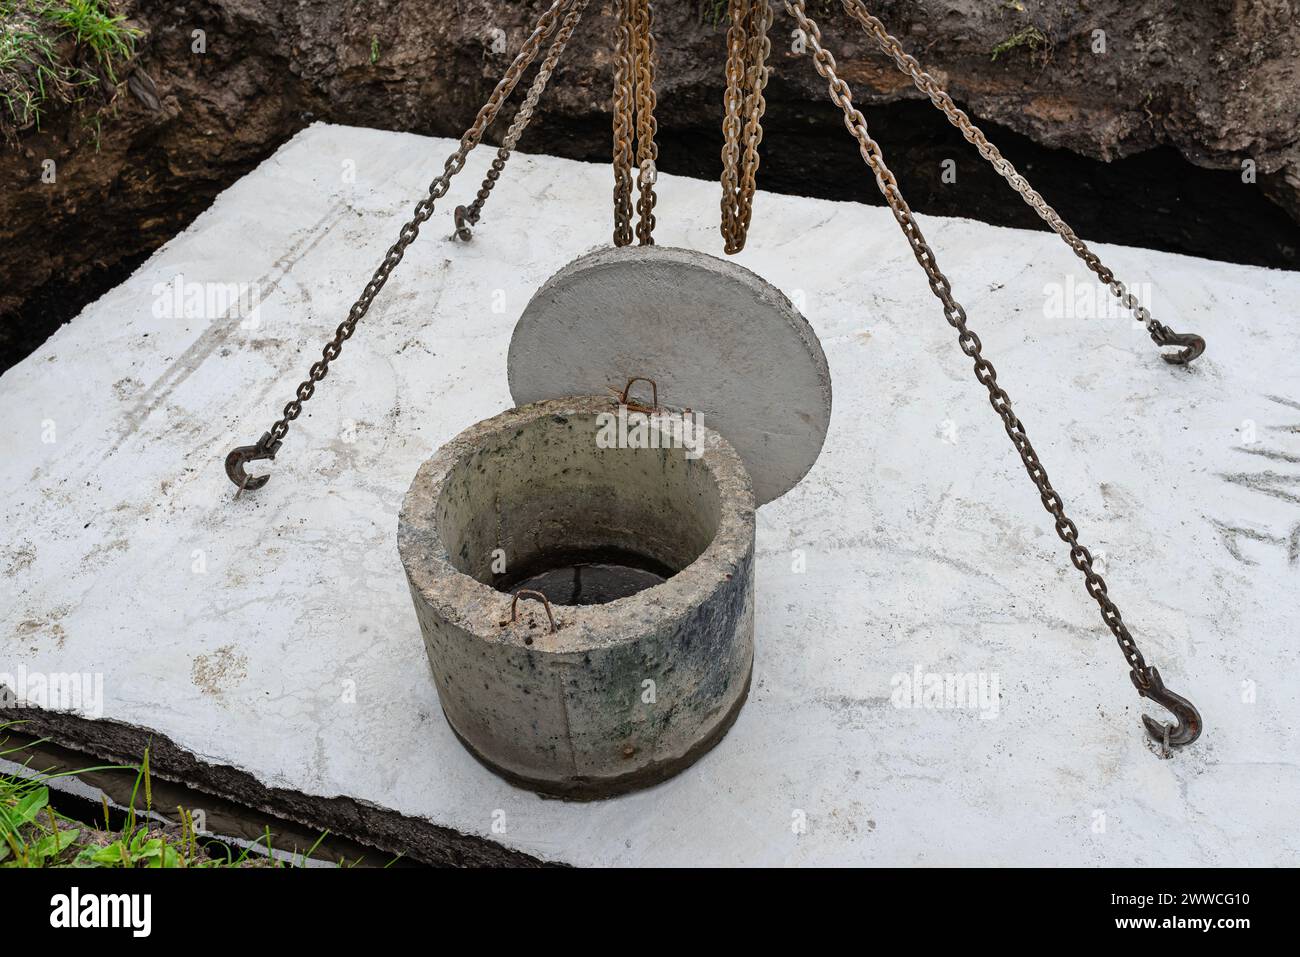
left=2, top=0, right=1297, bottom=372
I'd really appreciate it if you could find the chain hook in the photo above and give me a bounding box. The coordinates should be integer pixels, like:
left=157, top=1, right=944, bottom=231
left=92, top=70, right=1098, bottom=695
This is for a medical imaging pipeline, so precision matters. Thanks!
left=1152, top=328, right=1206, bottom=366
left=1131, top=666, right=1202, bottom=748
left=224, top=432, right=282, bottom=492
left=452, top=205, right=476, bottom=242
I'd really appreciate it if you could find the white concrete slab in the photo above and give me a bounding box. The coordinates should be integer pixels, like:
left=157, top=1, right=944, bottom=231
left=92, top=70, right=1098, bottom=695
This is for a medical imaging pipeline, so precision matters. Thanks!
left=3, top=123, right=1298, bottom=866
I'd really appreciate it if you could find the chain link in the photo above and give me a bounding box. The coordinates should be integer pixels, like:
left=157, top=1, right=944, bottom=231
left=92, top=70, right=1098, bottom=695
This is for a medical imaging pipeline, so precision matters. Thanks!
left=786, top=0, right=1166, bottom=695
left=455, top=0, right=590, bottom=240
left=613, top=0, right=659, bottom=246
left=612, top=0, right=636, bottom=246
left=720, top=0, right=773, bottom=254
left=632, top=0, right=660, bottom=245
left=837, top=0, right=1203, bottom=363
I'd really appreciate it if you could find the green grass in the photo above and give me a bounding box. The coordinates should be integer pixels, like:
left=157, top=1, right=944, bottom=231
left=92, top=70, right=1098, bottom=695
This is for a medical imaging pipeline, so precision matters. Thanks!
left=990, top=25, right=1049, bottom=62
left=43, top=0, right=137, bottom=79
left=0, top=0, right=139, bottom=141
left=0, top=722, right=336, bottom=868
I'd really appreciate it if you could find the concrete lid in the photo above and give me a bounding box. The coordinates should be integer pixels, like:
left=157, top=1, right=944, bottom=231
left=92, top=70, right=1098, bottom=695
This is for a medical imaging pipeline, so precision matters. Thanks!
left=507, top=245, right=833, bottom=506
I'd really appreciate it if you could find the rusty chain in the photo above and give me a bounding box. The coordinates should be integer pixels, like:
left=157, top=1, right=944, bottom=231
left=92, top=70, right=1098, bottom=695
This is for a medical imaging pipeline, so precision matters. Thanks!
left=720, top=0, right=773, bottom=254
left=838, top=0, right=1204, bottom=365
left=632, top=0, right=660, bottom=245
left=224, top=0, right=1201, bottom=748
left=786, top=0, right=1201, bottom=747
left=224, top=0, right=572, bottom=491
left=612, top=1, right=636, bottom=246
left=613, top=0, right=659, bottom=246
left=454, top=0, right=590, bottom=242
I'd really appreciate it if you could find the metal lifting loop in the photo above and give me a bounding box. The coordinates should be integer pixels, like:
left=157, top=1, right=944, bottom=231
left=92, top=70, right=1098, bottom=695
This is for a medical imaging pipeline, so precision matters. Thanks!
left=1132, top=667, right=1202, bottom=748
left=618, top=375, right=659, bottom=410
left=511, top=589, right=558, bottom=634
left=224, top=432, right=282, bottom=493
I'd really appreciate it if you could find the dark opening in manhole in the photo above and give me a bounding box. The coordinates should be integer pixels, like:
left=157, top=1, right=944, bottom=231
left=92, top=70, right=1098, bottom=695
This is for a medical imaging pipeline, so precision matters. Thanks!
left=494, top=546, right=676, bottom=605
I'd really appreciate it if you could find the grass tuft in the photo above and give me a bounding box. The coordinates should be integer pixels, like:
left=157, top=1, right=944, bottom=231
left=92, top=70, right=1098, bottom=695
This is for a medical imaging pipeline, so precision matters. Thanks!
left=43, top=0, right=137, bottom=79
left=0, top=721, right=322, bottom=868
left=0, top=0, right=140, bottom=143
left=990, top=24, right=1049, bottom=62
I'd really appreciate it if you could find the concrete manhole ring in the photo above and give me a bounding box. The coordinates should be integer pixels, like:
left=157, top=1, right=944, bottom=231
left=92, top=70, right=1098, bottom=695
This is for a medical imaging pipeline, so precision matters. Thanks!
left=398, top=395, right=756, bottom=799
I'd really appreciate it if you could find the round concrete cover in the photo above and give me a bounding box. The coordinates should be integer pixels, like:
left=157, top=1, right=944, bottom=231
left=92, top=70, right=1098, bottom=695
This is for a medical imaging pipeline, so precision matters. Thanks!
left=508, top=245, right=832, bottom=506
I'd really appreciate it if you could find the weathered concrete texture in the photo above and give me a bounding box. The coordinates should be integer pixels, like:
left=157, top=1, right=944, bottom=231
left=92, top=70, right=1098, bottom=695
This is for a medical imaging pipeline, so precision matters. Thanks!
left=2, top=124, right=1299, bottom=865
left=509, top=245, right=832, bottom=506
left=398, top=396, right=756, bottom=798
